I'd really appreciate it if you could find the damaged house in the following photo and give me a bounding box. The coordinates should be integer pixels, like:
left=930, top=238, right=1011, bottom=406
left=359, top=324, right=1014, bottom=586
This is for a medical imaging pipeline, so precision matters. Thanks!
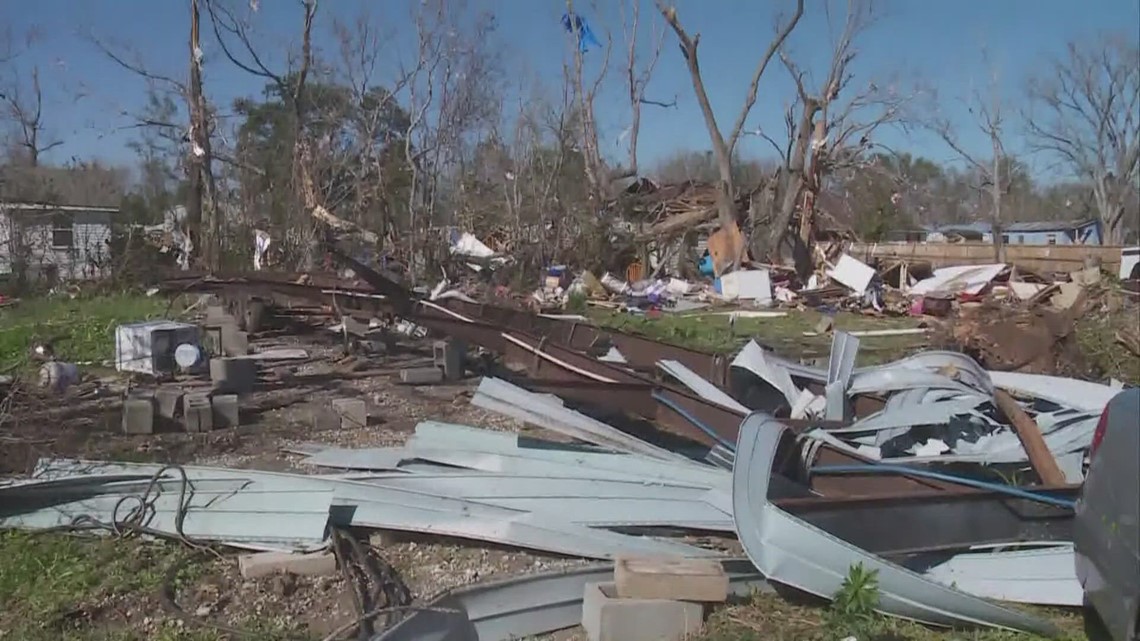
left=0, top=201, right=117, bottom=283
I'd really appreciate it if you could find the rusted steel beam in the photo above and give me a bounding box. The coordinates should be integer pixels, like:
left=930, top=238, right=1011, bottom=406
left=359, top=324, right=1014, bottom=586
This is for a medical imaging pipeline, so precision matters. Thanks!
left=162, top=272, right=979, bottom=498
left=413, top=309, right=915, bottom=496
left=162, top=271, right=733, bottom=385
left=438, top=299, right=730, bottom=385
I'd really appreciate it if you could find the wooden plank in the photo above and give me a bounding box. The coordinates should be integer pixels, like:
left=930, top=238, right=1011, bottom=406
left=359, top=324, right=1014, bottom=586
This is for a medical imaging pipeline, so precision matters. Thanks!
left=852, top=242, right=1124, bottom=274
left=992, top=389, right=1067, bottom=486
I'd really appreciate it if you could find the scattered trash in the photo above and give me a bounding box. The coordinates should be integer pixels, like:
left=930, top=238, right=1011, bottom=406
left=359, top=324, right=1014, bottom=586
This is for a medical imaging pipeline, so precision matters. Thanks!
left=3, top=250, right=1130, bottom=641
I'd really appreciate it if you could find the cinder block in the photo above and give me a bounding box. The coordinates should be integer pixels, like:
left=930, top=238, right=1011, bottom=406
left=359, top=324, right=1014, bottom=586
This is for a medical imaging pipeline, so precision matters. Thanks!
left=238, top=551, right=337, bottom=579
left=614, top=557, right=729, bottom=602
left=122, top=397, right=155, bottom=435
left=210, top=357, right=258, bottom=394
left=433, top=340, right=465, bottom=381
left=331, top=398, right=367, bottom=429
left=205, top=305, right=231, bottom=323
left=310, top=405, right=341, bottom=431
left=220, top=322, right=249, bottom=356
left=581, top=582, right=703, bottom=641
left=183, top=392, right=214, bottom=432
left=155, top=386, right=184, bottom=419
left=398, top=367, right=443, bottom=385
left=211, top=394, right=240, bottom=428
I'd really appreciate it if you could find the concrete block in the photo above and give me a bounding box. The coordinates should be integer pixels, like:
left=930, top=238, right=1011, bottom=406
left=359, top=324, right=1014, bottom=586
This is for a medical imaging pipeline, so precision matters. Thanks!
left=211, top=394, right=240, bottom=428
left=581, top=582, right=703, bottom=641
left=183, top=392, right=214, bottom=432
left=310, top=405, right=341, bottom=431
left=210, top=357, right=258, bottom=394
left=205, top=305, right=231, bottom=323
left=122, top=397, right=155, bottom=435
left=433, top=340, right=465, bottom=381
left=614, top=557, right=729, bottom=603
left=220, top=322, right=249, bottom=356
left=155, top=386, right=184, bottom=419
left=238, top=551, right=336, bottom=579
left=331, top=398, right=367, bottom=429
left=399, top=367, right=444, bottom=385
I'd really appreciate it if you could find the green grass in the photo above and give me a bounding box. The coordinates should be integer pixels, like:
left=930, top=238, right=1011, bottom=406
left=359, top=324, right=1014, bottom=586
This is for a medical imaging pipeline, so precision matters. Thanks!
left=0, top=292, right=172, bottom=371
left=0, top=531, right=195, bottom=640
left=695, top=590, right=1087, bottom=641
left=592, top=308, right=928, bottom=366
left=0, top=532, right=304, bottom=641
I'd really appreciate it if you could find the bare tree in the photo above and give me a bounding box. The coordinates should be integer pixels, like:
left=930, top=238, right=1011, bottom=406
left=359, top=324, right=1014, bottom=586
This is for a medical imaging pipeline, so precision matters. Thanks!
left=656, top=0, right=804, bottom=241
left=0, top=66, right=62, bottom=167
left=0, top=27, right=15, bottom=66
left=92, top=7, right=220, bottom=268
left=755, top=0, right=909, bottom=260
left=205, top=0, right=332, bottom=266
left=330, top=12, right=415, bottom=243
left=1025, top=35, right=1140, bottom=244
left=188, top=0, right=219, bottom=268
left=394, top=0, right=502, bottom=278
left=929, top=55, right=1012, bottom=261
left=563, top=1, right=666, bottom=205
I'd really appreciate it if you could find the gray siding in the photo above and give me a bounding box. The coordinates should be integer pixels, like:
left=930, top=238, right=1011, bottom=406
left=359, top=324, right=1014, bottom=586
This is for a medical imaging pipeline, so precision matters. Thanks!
left=0, top=206, right=115, bottom=281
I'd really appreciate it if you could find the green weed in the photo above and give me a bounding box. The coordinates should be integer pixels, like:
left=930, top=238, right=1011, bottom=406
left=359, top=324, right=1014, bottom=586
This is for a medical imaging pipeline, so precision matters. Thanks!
left=0, top=292, right=173, bottom=370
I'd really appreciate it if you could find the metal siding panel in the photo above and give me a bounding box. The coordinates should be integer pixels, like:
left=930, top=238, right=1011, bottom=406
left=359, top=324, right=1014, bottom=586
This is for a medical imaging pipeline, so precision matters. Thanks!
left=732, top=414, right=1057, bottom=635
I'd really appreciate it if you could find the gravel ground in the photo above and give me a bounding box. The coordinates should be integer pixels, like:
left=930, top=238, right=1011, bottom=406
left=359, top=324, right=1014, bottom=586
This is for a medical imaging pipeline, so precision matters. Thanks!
left=1, top=318, right=697, bottom=640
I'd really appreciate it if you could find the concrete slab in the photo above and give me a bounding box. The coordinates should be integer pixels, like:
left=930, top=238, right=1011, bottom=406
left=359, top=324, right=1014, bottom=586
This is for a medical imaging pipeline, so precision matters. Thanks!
left=122, top=397, right=155, bottom=435
left=210, top=357, right=257, bottom=394
left=211, top=394, right=240, bottom=428
left=398, top=367, right=444, bottom=385
left=219, top=322, right=249, bottom=356
left=614, top=557, right=729, bottom=602
left=155, top=386, right=184, bottom=419
left=331, top=398, right=367, bottom=429
left=433, top=340, right=465, bottom=381
left=581, top=582, right=703, bottom=641
left=238, top=551, right=336, bottom=579
left=183, top=392, right=213, bottom=432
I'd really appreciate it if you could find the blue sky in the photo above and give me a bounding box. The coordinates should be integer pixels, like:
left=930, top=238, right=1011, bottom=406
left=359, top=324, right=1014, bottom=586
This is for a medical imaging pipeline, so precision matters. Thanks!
left=2, top=0, right=1138, bottom=180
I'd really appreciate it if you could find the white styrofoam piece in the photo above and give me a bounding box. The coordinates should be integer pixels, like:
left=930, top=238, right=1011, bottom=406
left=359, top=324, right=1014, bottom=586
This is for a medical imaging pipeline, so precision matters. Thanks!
left=910, top=264, right=1005, bottom=297
left=826, top=254, right=876, bottom=295
left=1120, top=246, right=1139, bottom=280
left=715, top=269, right=773, bottom=305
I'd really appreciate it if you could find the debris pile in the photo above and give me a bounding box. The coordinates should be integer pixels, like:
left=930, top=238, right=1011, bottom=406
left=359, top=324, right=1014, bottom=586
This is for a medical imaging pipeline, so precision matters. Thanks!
left=4, top=257, right=1126, bottom=640
left=442, top=215, right=1137, bottom=362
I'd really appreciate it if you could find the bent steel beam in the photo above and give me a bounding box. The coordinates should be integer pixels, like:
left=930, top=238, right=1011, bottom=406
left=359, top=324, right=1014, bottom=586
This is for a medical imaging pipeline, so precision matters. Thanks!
left=373, top=558, right=770, bottom=641
left=732, top=413, right=1058, bottom=635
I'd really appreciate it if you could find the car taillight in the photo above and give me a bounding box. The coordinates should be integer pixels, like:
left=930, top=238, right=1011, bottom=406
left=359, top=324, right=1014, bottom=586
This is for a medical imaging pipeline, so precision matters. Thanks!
left=1089, top=408, right=1110, bottom=457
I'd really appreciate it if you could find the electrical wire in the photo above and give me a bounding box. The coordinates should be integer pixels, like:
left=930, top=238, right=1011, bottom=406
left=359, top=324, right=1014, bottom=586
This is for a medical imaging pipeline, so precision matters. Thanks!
left=327, top=526, right=412, bottom=640
left=809, top=464, right=1077, bottom=509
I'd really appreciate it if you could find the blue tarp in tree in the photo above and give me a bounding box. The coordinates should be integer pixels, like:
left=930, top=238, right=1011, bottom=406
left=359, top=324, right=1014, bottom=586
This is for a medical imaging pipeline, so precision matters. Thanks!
left=561, top=12, right=602, bottom=53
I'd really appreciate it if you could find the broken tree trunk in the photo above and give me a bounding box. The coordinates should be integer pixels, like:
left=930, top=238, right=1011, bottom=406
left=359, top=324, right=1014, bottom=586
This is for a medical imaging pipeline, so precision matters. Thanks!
left=310, top=205, right=379, bottom=245
left=637, top=206, right=718, bottom=240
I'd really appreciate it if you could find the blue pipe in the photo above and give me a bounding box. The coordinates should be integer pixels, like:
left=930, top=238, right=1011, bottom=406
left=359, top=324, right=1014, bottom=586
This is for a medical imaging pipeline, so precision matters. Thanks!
left=651, top=391, right=736, bottom=450
left=810, top=464, right=1077, bottom=509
